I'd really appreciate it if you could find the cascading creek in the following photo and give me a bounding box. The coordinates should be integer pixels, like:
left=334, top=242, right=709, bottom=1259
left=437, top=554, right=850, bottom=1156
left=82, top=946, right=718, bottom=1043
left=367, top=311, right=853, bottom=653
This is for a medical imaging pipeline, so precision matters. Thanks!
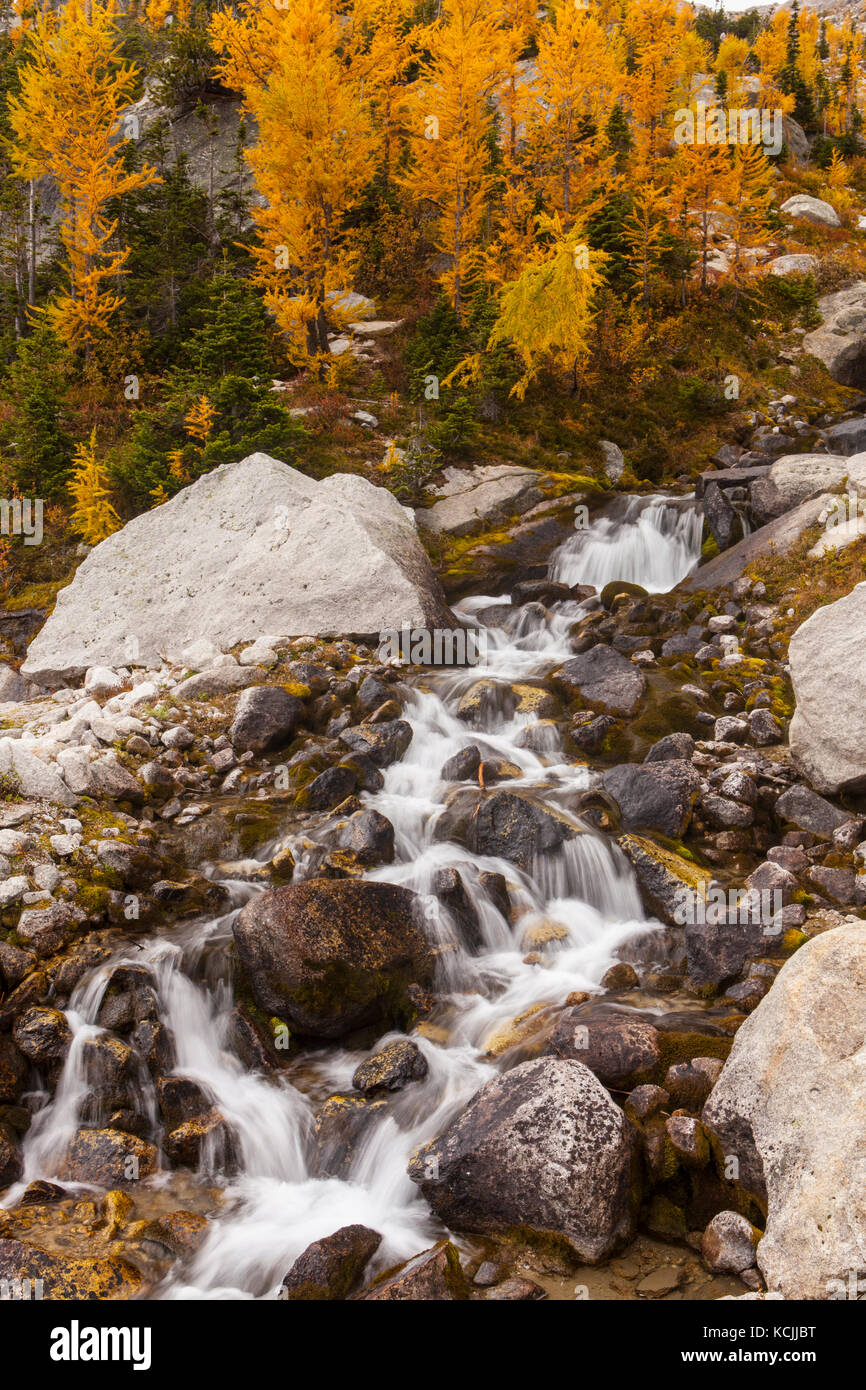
left=7, top=491, right=705, bottom=1300
left=552, top=493, right=704, bottom=593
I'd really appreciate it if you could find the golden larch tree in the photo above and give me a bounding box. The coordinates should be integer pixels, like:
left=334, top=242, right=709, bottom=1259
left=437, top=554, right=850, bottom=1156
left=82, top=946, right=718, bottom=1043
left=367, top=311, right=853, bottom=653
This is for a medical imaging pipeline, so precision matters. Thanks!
left=400, top=0, right=507, bottom=316
left=211, top=0, right=376, bottom=362
left=487, top=214, right=610, bottom=397
left=6, top=0, right=158, bottom=352
left=69, top=429, right=121, bottom=545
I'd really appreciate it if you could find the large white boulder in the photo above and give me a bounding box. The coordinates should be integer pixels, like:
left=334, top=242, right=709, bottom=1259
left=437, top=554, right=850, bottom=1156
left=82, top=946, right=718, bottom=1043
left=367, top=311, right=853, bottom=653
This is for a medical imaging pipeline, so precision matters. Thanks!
left=22, top=454, right=453, bottom=685
left=414, top=464, right=542, bottom=537
left=749, top=451, right=866, bottom=523
left=780, top=193, right=841, bottom=227
left=703, top=922, right=866, bottom=1298
left=804, top=282, right=866, bottom=386
left=766, top=253, right=817, bottom=278
left=789, top=580, right=866, bottom=793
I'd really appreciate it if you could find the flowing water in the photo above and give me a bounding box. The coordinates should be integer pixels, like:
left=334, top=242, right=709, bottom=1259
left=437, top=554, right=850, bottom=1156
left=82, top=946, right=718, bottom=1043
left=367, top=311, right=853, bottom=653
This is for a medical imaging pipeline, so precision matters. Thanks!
left=7, top=491, right=704, bottom=1298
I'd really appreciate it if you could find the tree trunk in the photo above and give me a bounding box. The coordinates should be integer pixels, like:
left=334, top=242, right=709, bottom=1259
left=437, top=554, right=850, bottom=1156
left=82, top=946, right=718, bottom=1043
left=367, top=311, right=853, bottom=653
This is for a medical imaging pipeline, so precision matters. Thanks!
left=27, top=180, right=36, bottom=309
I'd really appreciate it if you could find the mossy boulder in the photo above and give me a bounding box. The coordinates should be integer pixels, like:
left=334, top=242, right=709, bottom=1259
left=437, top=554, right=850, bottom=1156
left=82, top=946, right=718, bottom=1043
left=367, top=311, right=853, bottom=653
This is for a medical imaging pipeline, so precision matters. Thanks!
left=357, top=1241, right=471, bottom=1300
left=0, top=1237, right=142, bottom=1299
left=233, top=879, right=433, bottom=1039
left=281, top=1224, right=382, bottom=1300
left=618, top=833, right=712, bottom=925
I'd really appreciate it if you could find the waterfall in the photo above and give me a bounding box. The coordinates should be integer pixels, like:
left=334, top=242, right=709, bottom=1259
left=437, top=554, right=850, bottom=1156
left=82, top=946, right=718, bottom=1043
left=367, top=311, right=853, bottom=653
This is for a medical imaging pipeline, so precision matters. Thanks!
left=10, top=493, right=701, bottom=1299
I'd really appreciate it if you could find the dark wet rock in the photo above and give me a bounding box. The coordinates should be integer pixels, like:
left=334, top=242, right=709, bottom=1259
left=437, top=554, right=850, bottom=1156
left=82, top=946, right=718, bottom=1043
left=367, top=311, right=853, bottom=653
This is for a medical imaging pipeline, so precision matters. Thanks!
left=228, top=1005, right=290, bottom=1075
left=0, top=1237, right=142, bottom=1299
left=479, top=870, right=511, bottom=921
left=664, top=1061, right=718, bottom=1112
left=549, top=1012, right=660, bottom=1089
left=230, top=685, right=304, bottom=754
left=165, top=1109, right=235, bottom=1168
left=281, top=1224, right=382, bottom=1300
left=0, top=1124, right=22, bottom=1187
left=298, top=765, right=357, bottom=811
left=603, top=760, right=702, bottom=837
left=701, top=1211, right=760, bottom=1273
left=63, top=1128, right=158, bottom=1185
left=0, top=942, right=37, bottom=990
left=774, top=783, right=852, bottom=839
left=703, top=480, right=744, bottom=551
left=439, top=745, right=481, bottom=781
left=97, top=969, right=159, bottom=1034
left=151, top=878, right=231, bottom=918
left=339, top=720, right=413, bottom=767
left=17, top=1179, right=67, bottom=1207
left=79, top=1034, right=138, bottom=1106
left=0, top=1036, right=28, bottom=1104
left=356, top=675, right=392, bottom=712
left=601, top=962, right=639, bottom=990
left=431, top=866, right=483, bottom=951
left=233, top=878, right=433, bottom=1039
left=685, top=915, right=766, bottom=990
left=128, top=1019, right=176, bottom=1075
left=138, top=1209, right=209, bottom=1258
left=468, top=790, right=579, bottom=871
left=314, top=1092, right=389, bottom=1176
left=353, top=1039, right=428, bottom=1094
left=511, top=579, right=571, bottom=606
left=335, top=809, right=395, bottom=866
left=644, top=732, right=695, bottom=763
left=156, top=1076, right=211, bottom=1129
left=357, top=1241, right=471, bottom=1300
left=554, top=645, right=646, bottom=717
left=12, top=1007, right=72, bottom=1068
left=569, top=712, right=616, bottom=752
left=408, top=1057, right=640, bottom=1263
left=337, top=753, right=383, bottom=793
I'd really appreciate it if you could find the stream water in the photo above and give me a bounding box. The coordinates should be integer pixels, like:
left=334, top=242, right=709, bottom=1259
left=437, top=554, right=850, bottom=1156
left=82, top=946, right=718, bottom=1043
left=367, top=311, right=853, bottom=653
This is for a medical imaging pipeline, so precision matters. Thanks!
left=7, top=492, right=705, bottom=1298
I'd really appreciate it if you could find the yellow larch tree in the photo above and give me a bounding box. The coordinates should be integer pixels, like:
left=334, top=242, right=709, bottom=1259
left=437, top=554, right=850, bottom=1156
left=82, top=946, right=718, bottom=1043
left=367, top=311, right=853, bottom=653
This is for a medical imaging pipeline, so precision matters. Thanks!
left=344, top=0, right=413, bottom=189
left=624, top=0, right=692, bottom=177
left=715, top=34, right=750, bottom=107
left=486, top=213, right=610, bottom=398
left=211, top=0, right=376, bottom=363
left=623, top=184, right=670, bottom=310
left=400, top=0, right=507, bottom=316
left=669, top=142, right=737, bottom=298
left=6, top=0, right=159, bottom=353
left=526, top=0, right=623, bottom=227
left=69, top=429, right=121, bottom=545
left=672, top=28, right=712, bottom=111
left=485, top=0, right=539, bottom=286
left=719, top=144, right=775, bottom=306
